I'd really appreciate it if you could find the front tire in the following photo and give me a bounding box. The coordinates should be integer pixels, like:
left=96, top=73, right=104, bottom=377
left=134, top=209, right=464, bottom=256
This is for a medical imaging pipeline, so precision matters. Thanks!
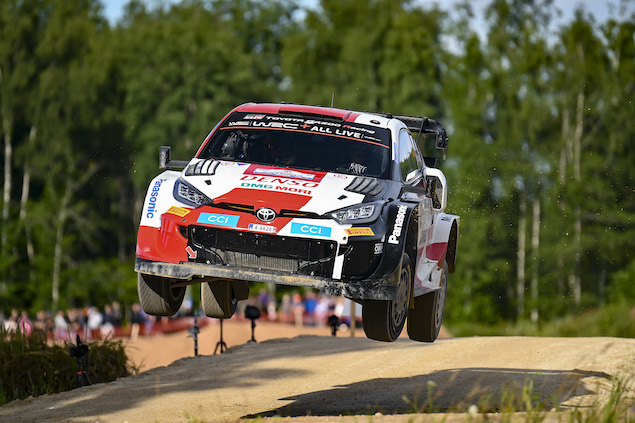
left=202, top=280, right=248, bottom=319
left=407, top=263, right=448, bottom=342
left=137, top=273, right=186, bottom=316
left=362, top=254, right=413, bottom=342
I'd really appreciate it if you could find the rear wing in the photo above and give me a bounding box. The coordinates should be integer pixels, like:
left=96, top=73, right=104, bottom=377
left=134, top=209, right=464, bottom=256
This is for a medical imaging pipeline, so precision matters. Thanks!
left=359, top=111, right=449, bottom=159
left=389, top=115, right=448, bottom=154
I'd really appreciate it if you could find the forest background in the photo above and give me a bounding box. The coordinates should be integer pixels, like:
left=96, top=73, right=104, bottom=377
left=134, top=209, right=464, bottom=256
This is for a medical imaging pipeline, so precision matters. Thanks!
left=0, top=0, right=633, bottom=335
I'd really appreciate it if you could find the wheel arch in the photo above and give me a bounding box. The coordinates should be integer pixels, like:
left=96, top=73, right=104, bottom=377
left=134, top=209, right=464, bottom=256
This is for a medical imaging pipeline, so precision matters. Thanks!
left=445, top=217, right=460, bottom=273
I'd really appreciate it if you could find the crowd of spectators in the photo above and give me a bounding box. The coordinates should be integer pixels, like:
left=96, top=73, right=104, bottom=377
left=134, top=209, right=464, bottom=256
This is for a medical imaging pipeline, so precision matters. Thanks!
left=0, top=289, right=356, bottom=341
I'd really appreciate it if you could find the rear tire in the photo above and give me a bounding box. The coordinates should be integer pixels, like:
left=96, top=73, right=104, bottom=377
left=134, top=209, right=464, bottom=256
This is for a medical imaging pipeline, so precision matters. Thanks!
left=137, top=273, right=186, bottom=316
left=407, top=263, right=448, bottom=342
left=202, top=280, right=243, bottom=319
left=362, top=254, right=413, bottom=342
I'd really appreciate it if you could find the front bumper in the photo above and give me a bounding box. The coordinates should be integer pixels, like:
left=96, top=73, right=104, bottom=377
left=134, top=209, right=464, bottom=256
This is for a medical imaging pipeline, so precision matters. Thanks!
left=135, top=258, right=400, bottom=301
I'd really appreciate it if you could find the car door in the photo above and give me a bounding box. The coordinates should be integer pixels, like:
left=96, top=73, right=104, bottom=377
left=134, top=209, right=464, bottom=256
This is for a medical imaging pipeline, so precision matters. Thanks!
left=396, top=129, right=435, bottom=294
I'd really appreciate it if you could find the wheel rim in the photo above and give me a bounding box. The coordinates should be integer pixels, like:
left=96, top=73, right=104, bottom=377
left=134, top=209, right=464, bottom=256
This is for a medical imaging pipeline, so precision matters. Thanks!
left=434, top=272, right=447, bottom=328
left=391, top=264, right=411, bottom=328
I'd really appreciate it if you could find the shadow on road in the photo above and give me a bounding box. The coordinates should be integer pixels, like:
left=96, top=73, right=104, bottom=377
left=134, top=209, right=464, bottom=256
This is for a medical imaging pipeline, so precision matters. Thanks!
left=244, top=367, right=610, bottom=418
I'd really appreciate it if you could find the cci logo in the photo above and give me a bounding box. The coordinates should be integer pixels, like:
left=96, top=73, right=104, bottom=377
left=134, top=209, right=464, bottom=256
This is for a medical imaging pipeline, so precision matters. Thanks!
left=290, top=222, right=331, bottom=238
left=197, top=213, right=239, bottom=228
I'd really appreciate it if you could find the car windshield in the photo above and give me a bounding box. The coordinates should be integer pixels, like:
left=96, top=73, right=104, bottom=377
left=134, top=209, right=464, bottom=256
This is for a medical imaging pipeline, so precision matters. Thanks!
left=198, top=112, right=392, bottom=178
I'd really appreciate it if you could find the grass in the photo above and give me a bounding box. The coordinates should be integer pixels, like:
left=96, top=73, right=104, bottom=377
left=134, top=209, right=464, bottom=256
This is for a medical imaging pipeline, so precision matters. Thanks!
left=396, top=376, right=634, bottom=423
left=0, top=328, right=136, bottom=406
left=447, top=303, right=635, bottom=338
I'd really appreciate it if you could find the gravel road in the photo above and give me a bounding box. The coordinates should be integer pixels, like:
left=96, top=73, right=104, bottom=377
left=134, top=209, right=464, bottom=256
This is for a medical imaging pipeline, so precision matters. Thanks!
left=1, top=335, right=633, bottom=422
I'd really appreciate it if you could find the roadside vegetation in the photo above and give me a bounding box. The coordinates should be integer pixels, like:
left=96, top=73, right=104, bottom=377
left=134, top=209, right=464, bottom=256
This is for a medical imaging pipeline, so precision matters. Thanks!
left=448, top=302, right=635, bottom=338
left=0, top=328, right=135, bottom=406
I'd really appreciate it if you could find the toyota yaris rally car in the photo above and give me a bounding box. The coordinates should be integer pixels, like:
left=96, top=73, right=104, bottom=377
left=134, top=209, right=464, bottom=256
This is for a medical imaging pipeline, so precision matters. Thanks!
left=135, top=103, right=459, bottom=342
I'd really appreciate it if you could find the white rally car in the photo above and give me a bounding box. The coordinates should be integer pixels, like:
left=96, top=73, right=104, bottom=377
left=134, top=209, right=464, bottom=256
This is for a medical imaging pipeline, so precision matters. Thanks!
left=135, top=103, right=459, bottom=342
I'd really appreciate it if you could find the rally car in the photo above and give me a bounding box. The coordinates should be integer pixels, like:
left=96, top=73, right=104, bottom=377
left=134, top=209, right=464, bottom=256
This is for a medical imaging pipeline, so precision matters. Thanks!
left=135, top=102, right=459, bottom=342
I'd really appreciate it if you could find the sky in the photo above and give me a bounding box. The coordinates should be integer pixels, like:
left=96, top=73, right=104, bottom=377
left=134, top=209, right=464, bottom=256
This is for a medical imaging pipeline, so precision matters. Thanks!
left=101, top=0, right=631, bottom=27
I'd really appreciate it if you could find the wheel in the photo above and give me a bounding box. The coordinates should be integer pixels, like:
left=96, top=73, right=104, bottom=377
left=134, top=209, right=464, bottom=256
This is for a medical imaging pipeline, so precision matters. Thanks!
left=407, top=263, right=448, bottom=342
left=362, top=254, right=413, bottom=342
left=137, top=273, right=186, bottom=316
left=202, top=280, right=242, bottom=319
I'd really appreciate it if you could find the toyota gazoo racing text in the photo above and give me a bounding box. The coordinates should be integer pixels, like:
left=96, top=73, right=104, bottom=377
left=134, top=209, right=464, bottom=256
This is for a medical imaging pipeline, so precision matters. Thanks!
left=135, top=103, right=459, bottom=342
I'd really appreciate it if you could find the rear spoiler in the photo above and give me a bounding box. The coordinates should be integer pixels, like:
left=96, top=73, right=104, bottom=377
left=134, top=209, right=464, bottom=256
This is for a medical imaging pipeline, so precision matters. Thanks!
left=356, top=110, right=449, bottom=159
left=389, top=115, right=448, bottom=154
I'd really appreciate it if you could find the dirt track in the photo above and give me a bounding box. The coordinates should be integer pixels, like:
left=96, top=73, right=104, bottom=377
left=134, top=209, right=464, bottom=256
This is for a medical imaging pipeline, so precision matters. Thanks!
left=1, top=330, right=633, bottom=422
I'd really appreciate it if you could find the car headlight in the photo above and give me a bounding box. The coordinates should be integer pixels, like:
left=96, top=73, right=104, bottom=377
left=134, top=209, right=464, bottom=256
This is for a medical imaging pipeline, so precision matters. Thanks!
left=173, top=178, right=212, bottom=207
left=330, top=202, right=382, bottom=224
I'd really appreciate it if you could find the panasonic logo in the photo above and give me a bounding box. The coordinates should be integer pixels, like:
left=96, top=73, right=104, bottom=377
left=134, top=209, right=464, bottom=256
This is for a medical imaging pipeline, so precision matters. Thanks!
left=146, top=179, right=167, bottom=219
left=388, top=205, right=408, bottom=245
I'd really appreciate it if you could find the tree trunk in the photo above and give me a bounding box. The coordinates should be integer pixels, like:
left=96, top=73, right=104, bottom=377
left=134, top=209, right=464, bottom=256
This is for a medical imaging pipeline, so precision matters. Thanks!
left=51, top=164, right=99, bottom=311
left=20, top=127, right=36, bottom=277
left=1, top=117, right=12, bottom=254
left=1, top=116, right=11, bottom=294
left=52, top=177, right=72, bottom=312
left=569, top=90, right=584, bottom=306
left=559, top=108, right=570, bottom=184
left=517, top=191, right=527, bottom=319
left=530, top=197, right=540, bottom=323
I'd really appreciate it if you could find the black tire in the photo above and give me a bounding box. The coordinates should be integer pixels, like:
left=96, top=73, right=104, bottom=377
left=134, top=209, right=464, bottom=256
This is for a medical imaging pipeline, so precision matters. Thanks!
left=362, top=254, right=413, bottom=342
left=137, top=273, right=186, bottom=316
left=202, top=280, right=238, bottom=319
left=407, top=263, right=448, bottom=342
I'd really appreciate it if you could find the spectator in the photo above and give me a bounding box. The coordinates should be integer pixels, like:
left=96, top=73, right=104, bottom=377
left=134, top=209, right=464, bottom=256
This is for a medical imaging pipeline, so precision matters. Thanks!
left=87, top=306, right=103, bottom=340
left=53, top=310, right=69, bottom=340
left=3, top=309, right=18, bottom=332
left=130, top=303, right=145, bottom=339
left=101, top=304, right=116, bottom=338
left=304, top=291, right=318, bottom=326
left=292, top=292, right=305, bottom=327
left=17, top=310, right=33, bottom=336
left=110, top=301, right=123, bottom=328
left=279, top=294, right=293, bottom=323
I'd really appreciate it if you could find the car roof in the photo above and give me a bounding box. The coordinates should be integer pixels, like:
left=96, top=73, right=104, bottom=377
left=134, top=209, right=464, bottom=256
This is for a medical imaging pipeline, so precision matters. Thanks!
left=233, top=102, right=395, bottom=129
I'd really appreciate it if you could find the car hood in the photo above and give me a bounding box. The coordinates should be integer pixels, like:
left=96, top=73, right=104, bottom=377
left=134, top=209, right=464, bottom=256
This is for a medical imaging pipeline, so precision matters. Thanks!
left=181, top=159, right=383, bottom=215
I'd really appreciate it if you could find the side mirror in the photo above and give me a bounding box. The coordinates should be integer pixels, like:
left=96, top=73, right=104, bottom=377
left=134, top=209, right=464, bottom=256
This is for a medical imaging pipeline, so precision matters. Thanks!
left=423, top=168, right=447, bottom=211
left=405, top=168, right=423, bottom=186
left=159, top=146, right=189, bottom=170
left=159, top=146, right=171, bottom=170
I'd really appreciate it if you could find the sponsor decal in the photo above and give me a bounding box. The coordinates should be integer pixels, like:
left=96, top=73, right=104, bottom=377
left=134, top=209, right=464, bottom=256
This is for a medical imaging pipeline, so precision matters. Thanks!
left=185, top=245, right=198, bottom=259
left=146, top=178, right=167, bottom=219
left=290, top=222, right=331, bottom=238
left=166, top=206, right=190, bottom=217
left=254, top=168, right=316, bottom=180
left=343, top=124, right=376, bottom=135
left=240, top=175, right=318, bottom=187
left=240, top=182, right=313, bottom=195
left=197, top=213, right=239, bottom=228
left=374, top=243, right=384, bottom=254
left=248, top=223, right=277, bottom=234
left=388, top=205, right=408, bottom=245
left=307, top=126, right=363, bottom=139
left=244, top=114, right=265, bottom=120
left=228, top=120, right=299, bottom=130
left=345, top=227, right=375, bottom=237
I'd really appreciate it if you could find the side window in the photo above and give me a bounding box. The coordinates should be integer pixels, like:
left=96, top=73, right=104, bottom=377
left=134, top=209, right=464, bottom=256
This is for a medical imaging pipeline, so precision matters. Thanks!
left=410, top=132, right=425, bottom=169
left=398, top=129, right=419, bottom=181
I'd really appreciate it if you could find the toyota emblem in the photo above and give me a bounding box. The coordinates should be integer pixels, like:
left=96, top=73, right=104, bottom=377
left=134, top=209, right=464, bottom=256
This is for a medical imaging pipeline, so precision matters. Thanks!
left=256, top=207, right=276, bottom=222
